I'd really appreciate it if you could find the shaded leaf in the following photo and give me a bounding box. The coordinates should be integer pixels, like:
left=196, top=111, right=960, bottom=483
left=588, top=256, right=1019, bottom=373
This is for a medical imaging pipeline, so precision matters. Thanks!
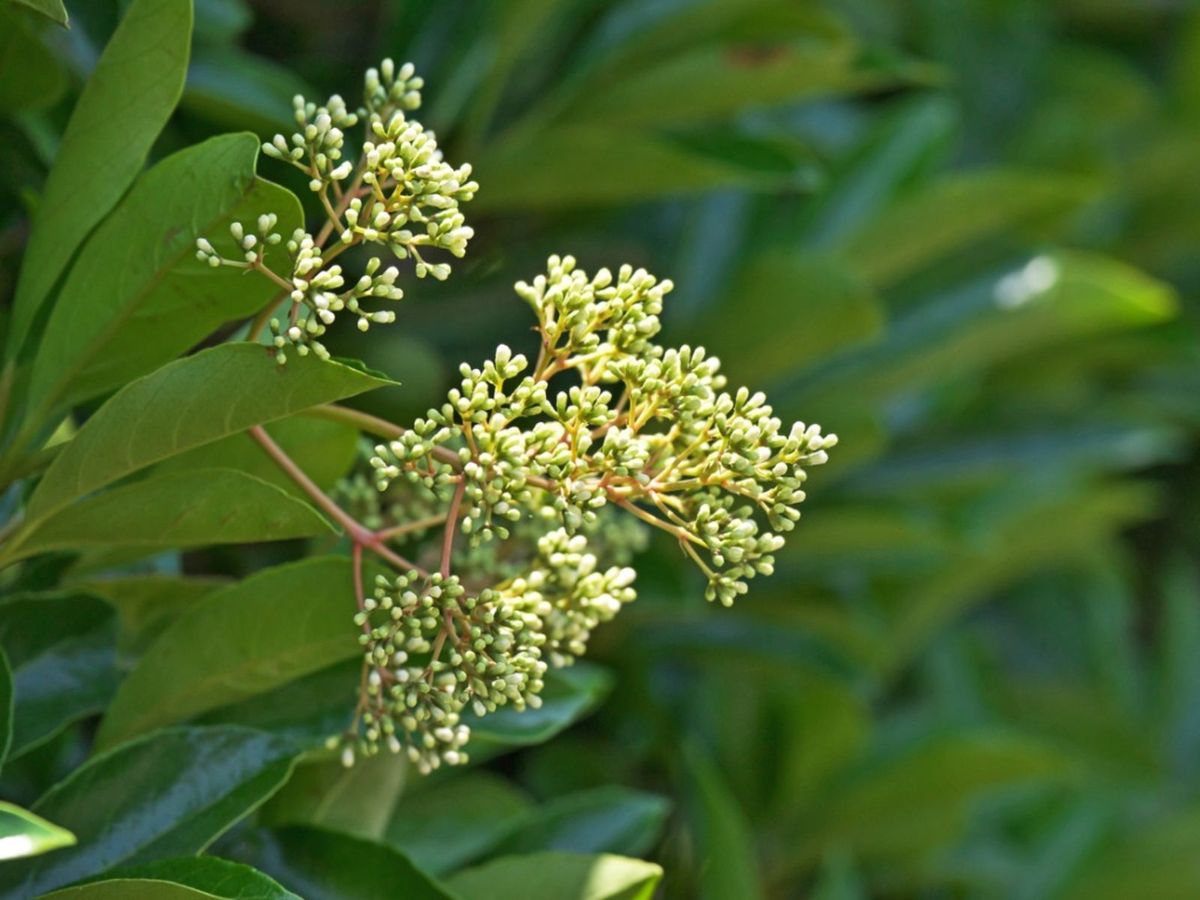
left=0, top=8, right=67, bottom=112
left=7, top=0, right=68, bottom=27
left=96, top=557, right=357, bottom=750
left=7, top=0, right=192, bottom=359
left=0, top=648, right=10, bottom=769
left=496, top=786, right=670, bottom=859
left=261, top=753, right=407, bottom=842
left=68, top=575, right=229, bottom=657
left=91, top=856, right=301, bottom=900
left=467, top=663, right=614, bottom=751
left=0, top=726, right=297, bottom=898
left=683, top=742, right=763, bottom=900
left=41, top=883, right=219, bottom=900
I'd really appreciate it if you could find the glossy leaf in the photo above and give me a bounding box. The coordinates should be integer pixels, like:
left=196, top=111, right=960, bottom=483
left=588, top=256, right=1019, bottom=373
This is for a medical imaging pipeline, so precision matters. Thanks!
left=97, top=557, right=357, bottom=750
left=90, top=856, right=301, bottom=900
left=385, top=772, right=532, bottom=875
left=261, top=753, right=407, bottom=842
left=0, top=726, right=296, bottom=898
left=25, top=133, right=303, bottom=422
left=0, top=592, right=118, bottom=758
left=237, top=826, right=454, bottom=900
left=496, top=786, right=670, bottom=859
left=0, top=802, right=74, bottom=861
left=41, top=883, right=218, bottom=900
left=467, top=663, right=614, bottom=751
left=6, top=0, right=192, bottom=360
left=447, top=851, right=662, bottom=900
left=7, top=469, right=332, bottom=563
left=23, top=343, right=391, bottom=531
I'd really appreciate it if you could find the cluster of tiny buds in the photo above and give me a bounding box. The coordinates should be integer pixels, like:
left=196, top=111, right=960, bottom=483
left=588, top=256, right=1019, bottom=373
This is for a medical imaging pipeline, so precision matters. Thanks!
left=195, top=58, right=476, bottom=362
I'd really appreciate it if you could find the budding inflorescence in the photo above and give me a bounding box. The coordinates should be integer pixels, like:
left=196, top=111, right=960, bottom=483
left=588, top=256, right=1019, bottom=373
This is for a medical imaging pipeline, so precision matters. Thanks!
left=196, top=58, right=477, bottom=362
left=215, top=64, right=834, bottom=774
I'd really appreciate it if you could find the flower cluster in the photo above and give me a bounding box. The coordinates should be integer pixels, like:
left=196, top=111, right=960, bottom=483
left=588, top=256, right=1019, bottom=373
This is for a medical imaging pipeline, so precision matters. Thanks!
left=195, top=59, right=477, bottom=361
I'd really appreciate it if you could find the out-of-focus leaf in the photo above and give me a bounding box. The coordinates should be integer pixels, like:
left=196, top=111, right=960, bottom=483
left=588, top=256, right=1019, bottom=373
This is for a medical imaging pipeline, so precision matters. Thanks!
left=0, top=592, right=117, bottom=758
left=385, top=772, right=532, bottom=875
left=467, top=663, right=614, bottom=752
left=184, top=49, right=313, bottom=134
left=24, top=133, right=303, bottom=422
left=0, top=648, right=10, bottom=770
left=67, top=575, right=228, bottom=657
left=21, top=343, right=392, bottom=535
left=1158, top=559, right=1200, bottom=776
left=447, top=851, right=663, bottom=900
left=798, top=732, right=1069, bottom=867
left=809, top=851, right=868, bottom=900
left=90, top=855, right=301, bottom=900
left=688, top=251, right=883, bottom=385
left=474, top=126, right=816, bottom=212
left=154, top=414, right=359, bottom=498
left=7, top=0, right=68, bottom=27
left=96, top=557, right=358, bottom=751
left=0, top=726, right=297, bottom=898
left=1060, top=809, right=1200, bottom=900
left=0, top=803, right=73, bottom=861
left=236, top=826, right=454, bottom=900
left=0, top=9, right=67, bottom=112
left=841, top=171, right=1095, bottom=287
left=191, top=0, right=251, bottom=44
left=6, top=0, right=192, bottom=360
left=7, top=468, right=332, bottom=562
left=683, top=742, right=763, bottom=900
left=262, top=753, right=407, bottom=842
left=496, top=786, right=669, bottom=859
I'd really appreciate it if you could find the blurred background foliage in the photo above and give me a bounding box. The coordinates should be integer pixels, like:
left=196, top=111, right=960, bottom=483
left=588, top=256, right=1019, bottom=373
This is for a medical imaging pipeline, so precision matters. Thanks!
left=4, top=0, right=1200, bottom=897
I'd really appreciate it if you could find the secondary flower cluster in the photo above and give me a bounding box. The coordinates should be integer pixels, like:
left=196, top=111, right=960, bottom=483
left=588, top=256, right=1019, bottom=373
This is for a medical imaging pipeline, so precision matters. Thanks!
left=195, top=59, right=477, bottom=362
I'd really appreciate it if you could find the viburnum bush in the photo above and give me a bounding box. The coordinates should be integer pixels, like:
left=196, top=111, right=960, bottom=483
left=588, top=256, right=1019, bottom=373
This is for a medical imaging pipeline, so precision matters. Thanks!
left=0, top=1, right=833, bottom=892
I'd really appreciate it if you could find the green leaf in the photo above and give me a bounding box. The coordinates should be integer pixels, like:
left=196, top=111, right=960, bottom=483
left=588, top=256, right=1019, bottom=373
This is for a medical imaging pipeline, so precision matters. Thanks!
left=184, top=49, right=314, bottom=134
left=683, top=743, right=763, bottom=900
left=25, top=133, right=304, bottom=422
left=0, top=647, right=11, bottom=770
left=496, top=786, right=670, bottom=859
left=154, top=414, right=360, bottom=498
left=474, top=126, right=810, bottom=212
left=261, top=753, right=407, bottom=842
left=6, top=0, right=68, bottom=27
left=0, top=726, right=297, bottom=899
left=89, top=856, right=301, bottom=900
left=96, top=557, right=358, bottom=751
left=40, top=883, right=220, bottom=900
left=840, top=170, right=1095, bottom=287
left=237, top=826, right=454, bottom=900
left=385, top=772, right=532, bottom=875
left=6, top=0, right=192, bottom=360
left=447, top=851, right=662, bottom=900
left=7, top=469, right=333, bottom=562
left=22, top=343, right=391, bottom=533
left=467, top=663, right=614, bottom=751
left=68, top=575, right=228, bottom=656
left=0, top=592, right=118, bottom=759
left=0, top=8, right=67, bottom=112
left=688, top=251, right=883, bottom=385
left=0, top=802, right=74, bottom=861
left=1059, top=809, right=1200, bottom=900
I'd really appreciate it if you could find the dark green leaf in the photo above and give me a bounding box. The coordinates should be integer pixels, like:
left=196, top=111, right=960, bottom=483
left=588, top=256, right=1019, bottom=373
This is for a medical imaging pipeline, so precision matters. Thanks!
left=467, top=663, right=613, bottom=751
left=7, top=469, right=333, bottom=562
left=41, top=883, right=219, bottom=900
left=184, top=49, right=313, bottom=134
left=385, top=772, right=532, bottom=875
left=6, top=0, right=192, bottom=360
left=496, top=786, right=669, bottom=859
left=683, top=743, right=763, bottom=900
left=96, top=557, right=357, bottom=750
left=0, top=802, right=74, bottom=861
left=0, top=647, right=11, bottom=770
left=0, top=726, right=297, bottom=898
left=22, top=343, right=391, bottom=533
left=25, top=133, right=304, bottom=422
left=447, top=851, right=662, bottom=900
left=236, top=826, right=454, bottom=900
left=261, top=753, right=407, bottom=842
left=0, top=592, right=118, bottom=759
left=68, top=575, right=229, bottom=657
